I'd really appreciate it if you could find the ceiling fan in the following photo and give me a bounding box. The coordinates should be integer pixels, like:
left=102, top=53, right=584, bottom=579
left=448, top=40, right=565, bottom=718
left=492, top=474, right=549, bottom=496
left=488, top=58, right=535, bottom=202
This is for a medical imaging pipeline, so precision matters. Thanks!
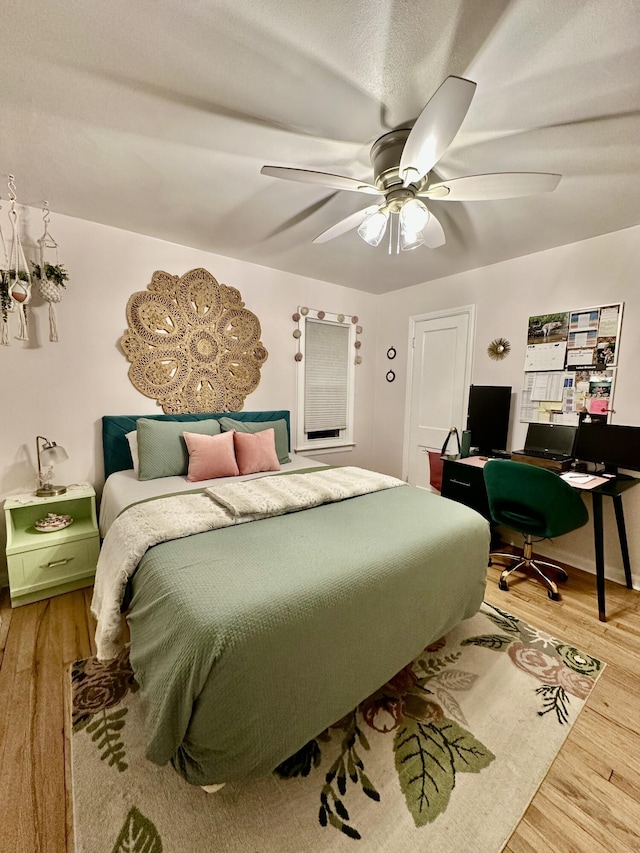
left=261, top=76, right=561, bottom=252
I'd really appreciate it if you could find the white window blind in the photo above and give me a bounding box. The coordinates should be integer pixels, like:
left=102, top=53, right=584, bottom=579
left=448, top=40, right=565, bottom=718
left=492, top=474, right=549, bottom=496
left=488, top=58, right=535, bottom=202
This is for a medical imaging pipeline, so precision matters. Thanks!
left=304, top=320, right=350, bottom=432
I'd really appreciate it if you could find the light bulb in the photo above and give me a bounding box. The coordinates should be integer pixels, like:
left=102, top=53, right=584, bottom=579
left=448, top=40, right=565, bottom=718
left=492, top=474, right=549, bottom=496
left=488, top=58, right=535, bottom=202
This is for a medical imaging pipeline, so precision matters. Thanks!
left=400, top=198, right=429, bottom=233
left=357, top=210, right=389, bottom=246
left=400, top=228, right=425, bottom=252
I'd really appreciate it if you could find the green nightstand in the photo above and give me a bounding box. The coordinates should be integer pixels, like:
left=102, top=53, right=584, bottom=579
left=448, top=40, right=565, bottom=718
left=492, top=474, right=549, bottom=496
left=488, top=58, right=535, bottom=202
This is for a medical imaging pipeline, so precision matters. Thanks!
left=4, top=485, right=100, bottom=607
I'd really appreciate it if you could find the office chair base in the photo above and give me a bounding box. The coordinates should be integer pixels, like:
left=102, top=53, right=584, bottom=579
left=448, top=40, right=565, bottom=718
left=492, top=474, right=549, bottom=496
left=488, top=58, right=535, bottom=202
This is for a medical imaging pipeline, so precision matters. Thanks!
left=491, top=547, right=568, bottom=600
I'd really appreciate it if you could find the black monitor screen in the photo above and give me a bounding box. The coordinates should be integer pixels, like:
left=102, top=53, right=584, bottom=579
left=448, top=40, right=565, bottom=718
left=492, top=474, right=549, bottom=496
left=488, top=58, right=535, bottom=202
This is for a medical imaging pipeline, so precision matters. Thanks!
left=525, top=423, right=577, bottom=456
left=466, top=385, right=512, bottom=454
left=574, top=422, right=640, bottom=473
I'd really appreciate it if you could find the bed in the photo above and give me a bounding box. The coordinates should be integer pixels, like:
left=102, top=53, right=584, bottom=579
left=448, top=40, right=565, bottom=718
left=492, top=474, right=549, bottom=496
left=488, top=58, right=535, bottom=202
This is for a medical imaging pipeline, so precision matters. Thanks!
left=95, top=411, right=490, bottom=787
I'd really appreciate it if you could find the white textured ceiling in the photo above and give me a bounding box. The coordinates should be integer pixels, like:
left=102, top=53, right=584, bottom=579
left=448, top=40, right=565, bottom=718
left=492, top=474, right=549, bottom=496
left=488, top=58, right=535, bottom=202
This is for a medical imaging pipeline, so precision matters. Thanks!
left=2, top=0, right=639, bottom=294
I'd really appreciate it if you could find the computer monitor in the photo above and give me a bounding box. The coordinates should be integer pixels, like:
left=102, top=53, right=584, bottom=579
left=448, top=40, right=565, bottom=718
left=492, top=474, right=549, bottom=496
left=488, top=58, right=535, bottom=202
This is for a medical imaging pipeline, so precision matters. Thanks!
left=573, top=422, right=640, bottom=474
left=524, top=423, right=577, bottom=457
left=466, top=385, right=512, bottom=455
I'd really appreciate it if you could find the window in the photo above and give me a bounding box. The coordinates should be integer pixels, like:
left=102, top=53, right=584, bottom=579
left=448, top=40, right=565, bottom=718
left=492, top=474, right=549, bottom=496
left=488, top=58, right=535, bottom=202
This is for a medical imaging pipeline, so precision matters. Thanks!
left=295, top=311, right=356, bottom=451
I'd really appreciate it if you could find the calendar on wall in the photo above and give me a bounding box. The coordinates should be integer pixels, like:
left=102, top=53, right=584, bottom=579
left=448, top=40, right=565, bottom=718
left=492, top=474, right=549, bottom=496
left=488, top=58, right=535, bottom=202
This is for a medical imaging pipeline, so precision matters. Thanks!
left=520, top=303, right=623, bottom=425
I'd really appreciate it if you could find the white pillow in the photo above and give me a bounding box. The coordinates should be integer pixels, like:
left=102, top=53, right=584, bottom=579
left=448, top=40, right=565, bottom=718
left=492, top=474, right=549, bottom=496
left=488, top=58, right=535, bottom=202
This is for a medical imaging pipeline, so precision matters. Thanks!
left=125, top=430, right=139, bottom=474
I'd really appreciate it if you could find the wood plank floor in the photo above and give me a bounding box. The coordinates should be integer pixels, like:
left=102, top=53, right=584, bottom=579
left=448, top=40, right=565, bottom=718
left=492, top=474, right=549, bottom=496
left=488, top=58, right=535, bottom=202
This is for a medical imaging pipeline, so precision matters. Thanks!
left=0, top=562, right=639, bottom=853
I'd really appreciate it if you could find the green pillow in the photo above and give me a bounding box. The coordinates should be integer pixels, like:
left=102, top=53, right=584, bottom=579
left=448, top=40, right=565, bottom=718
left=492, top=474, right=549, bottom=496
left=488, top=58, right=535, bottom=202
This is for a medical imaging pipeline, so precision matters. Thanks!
left=137, top=418, right=222, bottom=480
left=218, top=417, right=291, bottom=464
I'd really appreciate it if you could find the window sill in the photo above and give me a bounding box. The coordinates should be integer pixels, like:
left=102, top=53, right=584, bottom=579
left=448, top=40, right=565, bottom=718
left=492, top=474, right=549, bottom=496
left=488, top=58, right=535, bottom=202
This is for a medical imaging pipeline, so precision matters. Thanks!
left=294, top=442, right=356, bottom=455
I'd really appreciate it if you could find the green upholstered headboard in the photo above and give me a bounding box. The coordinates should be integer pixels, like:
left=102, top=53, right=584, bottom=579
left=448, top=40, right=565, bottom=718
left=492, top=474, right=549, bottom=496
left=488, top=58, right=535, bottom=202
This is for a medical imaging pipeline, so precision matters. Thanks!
left=102, top=411, right=291, bottom=480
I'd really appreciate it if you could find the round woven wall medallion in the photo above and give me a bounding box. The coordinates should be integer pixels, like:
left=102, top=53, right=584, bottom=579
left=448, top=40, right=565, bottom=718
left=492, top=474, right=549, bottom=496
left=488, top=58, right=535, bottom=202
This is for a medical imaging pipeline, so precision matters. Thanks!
left=120, top=268, right=268, bottom=413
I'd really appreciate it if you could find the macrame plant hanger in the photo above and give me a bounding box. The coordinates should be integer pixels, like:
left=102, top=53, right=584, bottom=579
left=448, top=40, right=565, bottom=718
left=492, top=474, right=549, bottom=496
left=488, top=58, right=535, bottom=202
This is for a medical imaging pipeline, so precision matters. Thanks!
left=37, top=200, right=63, bottom=342
left=0, top=194, right=11, bottom=346
left=6, top=174, right=32, bottom=342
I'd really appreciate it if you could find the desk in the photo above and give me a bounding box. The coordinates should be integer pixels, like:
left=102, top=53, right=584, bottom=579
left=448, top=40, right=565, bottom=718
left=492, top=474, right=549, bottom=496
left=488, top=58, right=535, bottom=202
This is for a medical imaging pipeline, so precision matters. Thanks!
left=587, top=474, right=638, bottom=620
left=441, top=457, right=639, bottom=621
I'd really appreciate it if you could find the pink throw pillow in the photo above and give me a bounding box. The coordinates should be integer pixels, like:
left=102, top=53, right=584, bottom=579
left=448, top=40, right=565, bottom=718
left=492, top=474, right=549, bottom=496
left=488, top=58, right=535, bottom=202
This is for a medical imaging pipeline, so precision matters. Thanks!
left=234, top=428, right=281, bottom=475
left=184, top=430, right=239, bottom=482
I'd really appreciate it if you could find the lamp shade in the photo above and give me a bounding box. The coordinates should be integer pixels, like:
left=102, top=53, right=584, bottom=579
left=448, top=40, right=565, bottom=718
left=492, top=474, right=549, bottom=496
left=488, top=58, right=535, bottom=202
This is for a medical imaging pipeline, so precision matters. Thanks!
left=400, top=228, right=425, bottom=252
left=40, top=443, right=69, bottom=465
left=400, top=198, right=430, bottom=233
left=357, top=210, right=389, bottom=246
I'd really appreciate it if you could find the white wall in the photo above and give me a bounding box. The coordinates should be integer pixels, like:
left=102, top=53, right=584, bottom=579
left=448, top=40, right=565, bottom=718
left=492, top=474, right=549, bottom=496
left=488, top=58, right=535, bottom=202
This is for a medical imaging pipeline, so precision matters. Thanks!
left=0, top=209, right=378, bottom=584
left=373, top=224, right=640, bottom=590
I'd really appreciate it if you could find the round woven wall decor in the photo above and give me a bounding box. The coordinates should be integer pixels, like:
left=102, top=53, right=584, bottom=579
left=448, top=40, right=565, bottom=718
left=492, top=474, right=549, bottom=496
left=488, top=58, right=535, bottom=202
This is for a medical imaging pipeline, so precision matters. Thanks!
left=120, top=268, right=268, bottom=413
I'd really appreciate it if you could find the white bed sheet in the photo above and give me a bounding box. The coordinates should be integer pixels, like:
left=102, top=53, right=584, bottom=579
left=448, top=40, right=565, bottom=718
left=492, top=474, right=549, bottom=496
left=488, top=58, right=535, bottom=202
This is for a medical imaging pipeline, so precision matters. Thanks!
left=99, top=452, right=324, bottom=536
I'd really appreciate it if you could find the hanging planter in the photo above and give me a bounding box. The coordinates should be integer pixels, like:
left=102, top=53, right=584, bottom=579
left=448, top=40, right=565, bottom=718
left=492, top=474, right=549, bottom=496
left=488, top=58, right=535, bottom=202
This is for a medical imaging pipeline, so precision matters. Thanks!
left=0, top=200, right=12, bottom=345
left=8, top=270, right=31, bottom=341
left=0, top=272, right=15, bottom=343
left=32, top=262, right=68, bottom=342
left=33, top=202, right=68, bottom=342
left=8, top=269, right=30, bottom=302
left=3, top=175, right=32, bottom=343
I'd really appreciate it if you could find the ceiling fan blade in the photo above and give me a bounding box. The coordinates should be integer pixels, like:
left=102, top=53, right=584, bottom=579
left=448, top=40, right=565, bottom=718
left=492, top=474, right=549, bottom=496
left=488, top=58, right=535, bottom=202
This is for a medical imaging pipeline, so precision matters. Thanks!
left=261, top=165, right=381, bottom=195
left=313, top=205, right=381, bottom=244
left=399, top=76, right=477, bottom=187
left=422, top=172, right=562, bottom=201
left=423, top=209, right=446, bottom=249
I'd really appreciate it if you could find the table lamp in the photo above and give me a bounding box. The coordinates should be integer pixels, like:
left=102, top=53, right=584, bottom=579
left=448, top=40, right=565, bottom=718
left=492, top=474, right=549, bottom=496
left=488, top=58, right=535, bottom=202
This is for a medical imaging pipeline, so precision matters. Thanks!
left=36, top=435, right=69, bottom=496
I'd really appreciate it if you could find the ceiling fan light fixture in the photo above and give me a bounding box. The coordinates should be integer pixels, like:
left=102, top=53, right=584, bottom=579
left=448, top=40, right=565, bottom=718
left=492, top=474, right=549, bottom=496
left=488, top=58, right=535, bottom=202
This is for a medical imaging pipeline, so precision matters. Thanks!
left=400, top=198, right=430, bottom=233
left=357, top=209, right=389, bottom=246
left=261, top=75, right=562, bottom=253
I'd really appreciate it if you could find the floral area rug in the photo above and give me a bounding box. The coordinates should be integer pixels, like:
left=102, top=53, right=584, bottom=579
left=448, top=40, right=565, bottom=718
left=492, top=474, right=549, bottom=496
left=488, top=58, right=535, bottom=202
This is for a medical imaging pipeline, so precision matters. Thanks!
left=70, top=603, right=604, bottom=852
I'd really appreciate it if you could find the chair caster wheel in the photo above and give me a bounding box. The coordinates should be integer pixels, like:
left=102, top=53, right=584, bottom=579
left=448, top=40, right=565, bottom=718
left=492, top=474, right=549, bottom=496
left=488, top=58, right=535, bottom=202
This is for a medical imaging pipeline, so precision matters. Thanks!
left=548, top=590, right=560, bottom=601
left=556, top=571, right=569, bottom=583
left=498, top=579, right=509, bottom=592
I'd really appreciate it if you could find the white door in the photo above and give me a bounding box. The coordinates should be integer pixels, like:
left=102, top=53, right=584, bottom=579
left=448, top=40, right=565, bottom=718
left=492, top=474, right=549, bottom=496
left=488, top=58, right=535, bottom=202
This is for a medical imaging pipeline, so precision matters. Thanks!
left=403, top=306, right=475, bottom=488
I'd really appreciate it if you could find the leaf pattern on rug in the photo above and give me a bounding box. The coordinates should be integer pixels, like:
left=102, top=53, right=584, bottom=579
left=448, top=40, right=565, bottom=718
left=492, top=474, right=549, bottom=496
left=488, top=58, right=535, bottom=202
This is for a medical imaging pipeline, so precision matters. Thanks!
left=394, top=717, right=494, bottom=826
left=320, top=711, right=379, bottom=840
left=278, top=638, right=497, bottom=839
left=111, top=806, right=162, bottom=853
left=72, top=646, right=138, bottom=771
left=462, top=603, right=602, bottom=723
left=82, top=707, right=130, bottom=772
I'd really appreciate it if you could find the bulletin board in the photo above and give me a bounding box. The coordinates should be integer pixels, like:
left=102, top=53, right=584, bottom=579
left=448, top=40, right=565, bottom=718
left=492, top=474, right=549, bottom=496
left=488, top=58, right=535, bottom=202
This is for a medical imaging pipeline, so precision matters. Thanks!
left=519, top=303, right=623, bottom=425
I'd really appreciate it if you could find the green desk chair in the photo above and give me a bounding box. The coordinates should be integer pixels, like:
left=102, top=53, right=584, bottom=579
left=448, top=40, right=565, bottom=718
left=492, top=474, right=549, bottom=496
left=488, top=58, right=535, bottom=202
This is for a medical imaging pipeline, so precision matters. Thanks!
left=483, top=459, right=589, bottom=600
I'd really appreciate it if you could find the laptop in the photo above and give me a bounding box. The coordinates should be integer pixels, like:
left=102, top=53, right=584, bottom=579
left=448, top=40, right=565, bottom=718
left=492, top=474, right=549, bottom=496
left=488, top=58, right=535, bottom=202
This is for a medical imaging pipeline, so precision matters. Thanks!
left=513, top=423, right=577, bottom=462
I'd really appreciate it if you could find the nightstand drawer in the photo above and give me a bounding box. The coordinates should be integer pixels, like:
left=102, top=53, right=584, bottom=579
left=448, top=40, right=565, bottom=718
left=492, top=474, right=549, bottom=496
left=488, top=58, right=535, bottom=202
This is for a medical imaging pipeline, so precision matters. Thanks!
left=8, top=534, right=100, bottom=602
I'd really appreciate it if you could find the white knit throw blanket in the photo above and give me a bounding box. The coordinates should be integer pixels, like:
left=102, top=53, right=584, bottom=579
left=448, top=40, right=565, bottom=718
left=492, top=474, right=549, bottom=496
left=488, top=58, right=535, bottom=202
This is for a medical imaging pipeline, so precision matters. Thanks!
left=206, top=465, right=403, bottom=517
left=91, top=467, right=404, bottom=659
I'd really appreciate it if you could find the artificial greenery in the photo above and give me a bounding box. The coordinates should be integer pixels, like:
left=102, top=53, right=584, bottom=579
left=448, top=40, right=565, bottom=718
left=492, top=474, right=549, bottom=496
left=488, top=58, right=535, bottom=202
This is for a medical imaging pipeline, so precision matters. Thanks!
left=0, top=273, right=10, bottom=324
left=31, top=261, right=69, bottom=288
left=5, top=269, right=29, bottom=281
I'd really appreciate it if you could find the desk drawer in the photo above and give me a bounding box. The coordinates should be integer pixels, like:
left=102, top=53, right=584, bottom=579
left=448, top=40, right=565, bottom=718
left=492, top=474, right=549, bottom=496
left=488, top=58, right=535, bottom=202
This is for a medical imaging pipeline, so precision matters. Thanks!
left=441, top=460, right=491, bottom=519
left=8, top=534, right=100, bottom=598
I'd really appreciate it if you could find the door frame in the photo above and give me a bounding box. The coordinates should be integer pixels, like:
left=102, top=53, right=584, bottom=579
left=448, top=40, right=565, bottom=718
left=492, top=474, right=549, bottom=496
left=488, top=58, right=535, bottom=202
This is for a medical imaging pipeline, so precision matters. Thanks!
left=401, top=304, right=476, bottom=482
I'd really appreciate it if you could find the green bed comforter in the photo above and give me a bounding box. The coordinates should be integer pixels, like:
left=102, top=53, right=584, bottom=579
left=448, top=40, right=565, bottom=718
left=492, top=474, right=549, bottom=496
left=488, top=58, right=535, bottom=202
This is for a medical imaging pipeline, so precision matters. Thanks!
left=126, top=485, right=489, bottom=785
